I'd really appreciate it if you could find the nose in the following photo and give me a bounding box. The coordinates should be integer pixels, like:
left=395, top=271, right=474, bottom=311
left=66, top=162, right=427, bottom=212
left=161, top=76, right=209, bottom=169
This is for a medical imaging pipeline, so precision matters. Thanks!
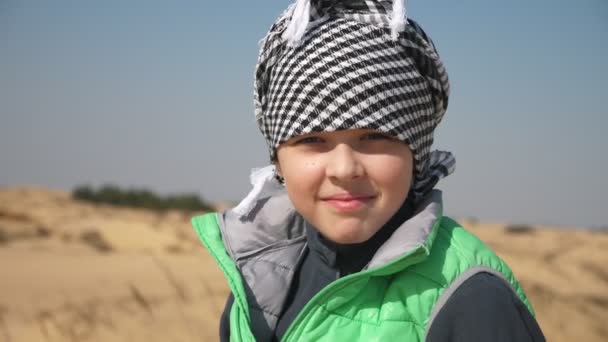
left=326, top=144, right=364, bottom=181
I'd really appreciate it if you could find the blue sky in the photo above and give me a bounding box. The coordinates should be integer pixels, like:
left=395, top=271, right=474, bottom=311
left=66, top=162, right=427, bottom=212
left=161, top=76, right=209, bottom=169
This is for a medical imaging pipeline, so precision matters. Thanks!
left=1, top=0, right=607, bottom=228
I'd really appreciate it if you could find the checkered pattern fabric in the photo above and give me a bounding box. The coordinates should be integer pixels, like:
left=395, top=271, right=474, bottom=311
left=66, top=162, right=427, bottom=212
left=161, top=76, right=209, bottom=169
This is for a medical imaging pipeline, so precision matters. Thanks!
left=254, top=0, right=455, bottom=202
left=309, top=0, right=397, bottom=29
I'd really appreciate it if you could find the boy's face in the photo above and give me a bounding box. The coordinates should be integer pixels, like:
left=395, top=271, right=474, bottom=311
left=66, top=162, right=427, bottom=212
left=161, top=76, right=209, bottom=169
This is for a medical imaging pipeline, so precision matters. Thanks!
left=276, top=128, right=413, bottom=244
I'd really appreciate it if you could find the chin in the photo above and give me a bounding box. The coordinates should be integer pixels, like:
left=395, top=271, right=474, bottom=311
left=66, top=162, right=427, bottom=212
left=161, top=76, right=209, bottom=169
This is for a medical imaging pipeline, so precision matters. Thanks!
left=324, top=225, right=374, bottom=244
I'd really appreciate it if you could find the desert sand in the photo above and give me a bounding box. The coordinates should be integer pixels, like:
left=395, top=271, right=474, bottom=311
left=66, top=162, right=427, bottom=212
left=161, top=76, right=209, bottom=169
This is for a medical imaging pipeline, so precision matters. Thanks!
left=0, top=186, right=606, bottom=341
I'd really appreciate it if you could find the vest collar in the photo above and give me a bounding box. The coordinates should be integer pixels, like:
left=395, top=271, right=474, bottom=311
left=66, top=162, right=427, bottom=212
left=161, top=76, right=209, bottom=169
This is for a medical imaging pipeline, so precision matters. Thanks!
left=218, top=188, right=443, bottom=273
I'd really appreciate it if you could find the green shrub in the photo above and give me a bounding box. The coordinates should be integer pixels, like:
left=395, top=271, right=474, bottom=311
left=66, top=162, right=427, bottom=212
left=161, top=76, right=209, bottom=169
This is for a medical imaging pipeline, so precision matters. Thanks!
left=72, top=184, right=213, bottom=212
left=504, top=224, right=535, bottom=234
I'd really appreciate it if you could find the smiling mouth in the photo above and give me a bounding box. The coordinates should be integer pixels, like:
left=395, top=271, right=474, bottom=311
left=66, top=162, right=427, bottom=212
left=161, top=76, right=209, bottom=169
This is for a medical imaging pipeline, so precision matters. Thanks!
left=321, top=194, right=376, bottom=212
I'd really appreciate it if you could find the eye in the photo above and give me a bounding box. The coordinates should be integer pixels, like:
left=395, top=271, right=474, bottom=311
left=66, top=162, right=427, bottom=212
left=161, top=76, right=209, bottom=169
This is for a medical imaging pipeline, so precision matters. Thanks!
left=293, top=136, right=323, bottom=145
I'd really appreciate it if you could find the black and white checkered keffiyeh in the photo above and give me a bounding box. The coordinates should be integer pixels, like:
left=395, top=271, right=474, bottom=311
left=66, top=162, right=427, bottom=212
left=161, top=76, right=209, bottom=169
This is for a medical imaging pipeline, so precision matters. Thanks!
left=246, top=0, right=455, bottom=210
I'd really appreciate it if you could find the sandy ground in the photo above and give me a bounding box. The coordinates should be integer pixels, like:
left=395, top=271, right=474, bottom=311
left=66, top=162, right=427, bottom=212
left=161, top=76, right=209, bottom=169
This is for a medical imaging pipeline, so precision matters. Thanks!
left=0, top=186, right=606, bottom=341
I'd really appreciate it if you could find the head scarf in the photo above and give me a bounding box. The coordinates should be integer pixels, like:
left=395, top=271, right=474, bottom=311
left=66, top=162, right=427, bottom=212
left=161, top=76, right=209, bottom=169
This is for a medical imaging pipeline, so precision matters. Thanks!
left=234, top=0, right=455, bottom=216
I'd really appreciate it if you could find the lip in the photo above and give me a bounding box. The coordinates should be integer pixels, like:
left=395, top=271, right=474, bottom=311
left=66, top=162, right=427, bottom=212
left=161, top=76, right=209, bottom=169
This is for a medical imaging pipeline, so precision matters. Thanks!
left=321, top=193, right=376, bottom=212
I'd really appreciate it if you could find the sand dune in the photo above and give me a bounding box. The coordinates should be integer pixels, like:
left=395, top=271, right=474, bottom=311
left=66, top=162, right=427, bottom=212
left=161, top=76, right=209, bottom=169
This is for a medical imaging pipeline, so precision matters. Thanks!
left=0, top=186, right=606, bottom=341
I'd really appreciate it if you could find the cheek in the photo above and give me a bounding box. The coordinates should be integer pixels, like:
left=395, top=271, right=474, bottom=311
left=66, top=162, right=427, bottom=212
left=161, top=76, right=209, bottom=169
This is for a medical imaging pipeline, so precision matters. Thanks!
left=283, top=159, right=324, bottom=201
left=369, top=156, right=413, bottom=189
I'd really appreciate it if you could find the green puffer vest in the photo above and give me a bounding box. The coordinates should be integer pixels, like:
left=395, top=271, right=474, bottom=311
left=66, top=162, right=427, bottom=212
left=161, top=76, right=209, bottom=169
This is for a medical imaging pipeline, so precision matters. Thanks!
left=192, top=190, right=535, bottom=342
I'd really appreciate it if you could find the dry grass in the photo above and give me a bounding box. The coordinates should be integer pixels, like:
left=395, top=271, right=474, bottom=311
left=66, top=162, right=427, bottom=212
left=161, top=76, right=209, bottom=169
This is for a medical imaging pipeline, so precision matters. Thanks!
left=0, top=186, right=606, bottom=341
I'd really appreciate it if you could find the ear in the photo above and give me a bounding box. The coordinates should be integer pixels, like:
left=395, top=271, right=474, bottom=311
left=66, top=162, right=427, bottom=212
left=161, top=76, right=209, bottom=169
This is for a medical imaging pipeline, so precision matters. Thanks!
left=274, top=161, right=283, bottom=178
left=272, top=160, right=286, bottom=185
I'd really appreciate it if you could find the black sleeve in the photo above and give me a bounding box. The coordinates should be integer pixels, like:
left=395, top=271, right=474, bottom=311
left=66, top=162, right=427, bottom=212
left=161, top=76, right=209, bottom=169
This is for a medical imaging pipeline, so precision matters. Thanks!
left=426, top=272, right=545, bottom=342
left=219, top=293, right=234, bottom=342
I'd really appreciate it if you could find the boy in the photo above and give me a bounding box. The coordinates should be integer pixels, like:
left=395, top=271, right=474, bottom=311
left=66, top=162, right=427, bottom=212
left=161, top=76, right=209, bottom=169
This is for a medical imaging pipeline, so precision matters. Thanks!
left=192, top=1, right=546, bottom=340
